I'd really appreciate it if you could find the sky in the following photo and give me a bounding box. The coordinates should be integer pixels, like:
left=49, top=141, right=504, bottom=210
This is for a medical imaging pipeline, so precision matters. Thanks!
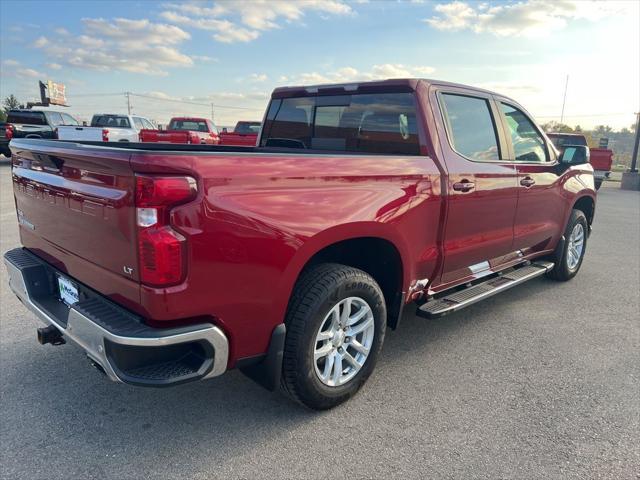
left=1, top=0, right=638, bottom=129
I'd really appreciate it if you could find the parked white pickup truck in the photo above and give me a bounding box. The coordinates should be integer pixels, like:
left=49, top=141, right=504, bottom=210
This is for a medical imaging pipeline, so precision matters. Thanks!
left=57, top=114, right=155, bottom=142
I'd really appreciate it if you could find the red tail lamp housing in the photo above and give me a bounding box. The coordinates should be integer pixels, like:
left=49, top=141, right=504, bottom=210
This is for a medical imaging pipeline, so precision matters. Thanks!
left=102, top=129, right=109, bottom=142
left=135, top=175, right=197, bottom=287
left=5, top=124, right=14, bottom=141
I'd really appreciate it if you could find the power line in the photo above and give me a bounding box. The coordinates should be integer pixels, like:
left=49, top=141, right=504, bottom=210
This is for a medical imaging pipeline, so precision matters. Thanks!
left=536, top=112, right=632, bottom=118
left=129, top=92, right=260, bottom=110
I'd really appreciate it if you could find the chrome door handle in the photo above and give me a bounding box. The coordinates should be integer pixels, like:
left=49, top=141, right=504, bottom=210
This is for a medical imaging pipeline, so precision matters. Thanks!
left=452, top=180, right=475, bottom=192
left=520, top=177, right=535, bottom=187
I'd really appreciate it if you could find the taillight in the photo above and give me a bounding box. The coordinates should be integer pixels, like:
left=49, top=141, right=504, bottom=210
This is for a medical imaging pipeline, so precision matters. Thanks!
left=5, top=124, right=14, bottom=140
left=102, top=129, right=109, bottom=142
left=135, top=175, right=197, bottom=287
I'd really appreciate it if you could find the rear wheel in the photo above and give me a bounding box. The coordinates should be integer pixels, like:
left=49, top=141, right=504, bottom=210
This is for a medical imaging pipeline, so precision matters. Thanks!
left=547, top=209, right=588, bottom=281
left=281, top=263, right=386, bottom=410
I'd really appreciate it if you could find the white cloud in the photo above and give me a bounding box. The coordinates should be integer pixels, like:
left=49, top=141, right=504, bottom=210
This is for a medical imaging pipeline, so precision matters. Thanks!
left=83, top=17, right=190, bottom=44
left=32, top=18, right=194, bottom=76
left=161, top=0, right=352, bottom=43
left=248, top=73, right=268, bottom=82
left=3, top=59, right=20, bottom=66
left=285, top=64, right=436, bottom=85
left=45, top=63, right=62, bottom=70
left=54, top=27, right=70, bottom=35
left=192, top=55, right=218, bottom=62
left=425, top=0, right=635, bottom=37
left=13, top=68, right=46, bottom=79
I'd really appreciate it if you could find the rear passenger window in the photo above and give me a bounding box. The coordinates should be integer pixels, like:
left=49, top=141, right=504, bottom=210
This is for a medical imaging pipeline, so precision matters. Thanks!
left=261, top=93, right=419, bottom=155
left=440, top=93, right=500, bottom=161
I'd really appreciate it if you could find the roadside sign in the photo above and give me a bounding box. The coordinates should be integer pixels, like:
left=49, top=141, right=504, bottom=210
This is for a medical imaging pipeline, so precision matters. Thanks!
left=599, top=137, right=609, bottom=149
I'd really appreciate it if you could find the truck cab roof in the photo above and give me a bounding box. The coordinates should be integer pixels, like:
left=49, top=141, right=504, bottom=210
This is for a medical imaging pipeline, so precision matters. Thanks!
left=272, top=78, right=513, bottom=101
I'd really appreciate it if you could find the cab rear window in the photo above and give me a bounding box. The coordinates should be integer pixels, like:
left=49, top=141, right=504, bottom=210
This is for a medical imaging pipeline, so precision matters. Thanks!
left=260, top=93, right=420, bottom=155
left=7, top=112, right=47, bottom=125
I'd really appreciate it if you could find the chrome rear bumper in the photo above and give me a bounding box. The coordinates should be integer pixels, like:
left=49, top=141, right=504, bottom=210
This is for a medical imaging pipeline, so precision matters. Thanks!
left=4, top=248, right=229, bottom=387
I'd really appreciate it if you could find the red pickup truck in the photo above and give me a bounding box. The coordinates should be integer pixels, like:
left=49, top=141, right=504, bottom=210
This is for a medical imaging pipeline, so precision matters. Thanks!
left=139, top=117, right=220, bottom=145
left=219, top=121, right=261, bottom=146
left=546, top=132, right=613, bottom=189
left=4, top=79, right=596, bottom=409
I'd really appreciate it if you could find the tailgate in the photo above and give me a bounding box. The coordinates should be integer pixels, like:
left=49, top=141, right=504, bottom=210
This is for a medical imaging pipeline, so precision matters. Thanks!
left=57, top=126, right=103, bottom=141
left=589, top=148, right=613, bottom=171
left=10, top=139, right=139, bottom=283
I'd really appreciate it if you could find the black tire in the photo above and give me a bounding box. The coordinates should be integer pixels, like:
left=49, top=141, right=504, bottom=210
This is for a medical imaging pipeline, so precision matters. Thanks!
left=595, top=179, right=603, bottom=190
left=281, top=263, right=386, bottom=410
left=547, top=209, right=588, bottom=281
left=1, top=148, right=10, bottom=158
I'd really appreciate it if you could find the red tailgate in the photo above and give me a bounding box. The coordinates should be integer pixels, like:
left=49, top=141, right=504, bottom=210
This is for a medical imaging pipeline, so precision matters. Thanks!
left=589, top=148, right=613, bottom=171
left=10, top=140, right=141, bottom=307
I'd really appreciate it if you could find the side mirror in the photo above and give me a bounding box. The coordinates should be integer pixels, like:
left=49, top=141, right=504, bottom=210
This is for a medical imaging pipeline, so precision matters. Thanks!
left=560, top=145, right=589, bottom=165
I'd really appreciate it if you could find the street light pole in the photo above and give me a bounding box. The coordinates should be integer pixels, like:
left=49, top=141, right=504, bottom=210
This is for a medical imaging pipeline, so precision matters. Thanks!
left=560, top=75, right=569, bottom=124
left=126, top=92, right=131, bottom=115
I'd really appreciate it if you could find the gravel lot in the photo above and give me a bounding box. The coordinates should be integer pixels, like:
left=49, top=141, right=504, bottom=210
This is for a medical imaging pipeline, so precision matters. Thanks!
left=1, top=154, right=638, bottom=479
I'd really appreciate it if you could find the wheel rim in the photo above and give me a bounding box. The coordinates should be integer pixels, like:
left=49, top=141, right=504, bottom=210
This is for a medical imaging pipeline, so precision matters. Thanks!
left=567, top=223, right=585, bottom=270
left=313, top=297, right=375, bottom=387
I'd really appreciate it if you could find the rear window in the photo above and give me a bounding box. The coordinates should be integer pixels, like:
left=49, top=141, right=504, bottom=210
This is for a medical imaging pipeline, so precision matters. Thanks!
left=548, top=134, right=587, bottom=148
left=169, top=120, right=209, bottom=132
left=91, top=115, right=131, bottom=128
left=235, top=122, right=261, bottom=134
left=7, top=111, right=47, bottom=125
left=260, top=92, right=420, bottom=155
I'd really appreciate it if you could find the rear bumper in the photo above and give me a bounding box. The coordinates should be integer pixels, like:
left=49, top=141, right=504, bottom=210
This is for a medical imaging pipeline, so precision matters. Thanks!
left=4, top=248, right=229, bottom=387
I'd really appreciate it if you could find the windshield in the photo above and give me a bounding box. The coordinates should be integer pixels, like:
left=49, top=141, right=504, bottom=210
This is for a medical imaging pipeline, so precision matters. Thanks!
left=91, top=115, right=131, bottom=128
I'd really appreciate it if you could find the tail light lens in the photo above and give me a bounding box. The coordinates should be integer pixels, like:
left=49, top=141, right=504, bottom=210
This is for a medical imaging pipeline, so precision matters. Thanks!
left=102, top=129, right=109, bottom=142
left=135, top=175, right=197, bottom=287
left=5, top=124, right=14, bottom=140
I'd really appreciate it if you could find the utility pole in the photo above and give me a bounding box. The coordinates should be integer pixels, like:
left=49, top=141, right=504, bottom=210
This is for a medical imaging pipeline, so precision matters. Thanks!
left=631, top=112, right=639, bottom=173
left=126, top=91, right=131, bottom=115
left=560, top=75, right=569, bottom=124
left=211, top=103, right=215, bottom=123
left=621, top=111, right=640, bottom=190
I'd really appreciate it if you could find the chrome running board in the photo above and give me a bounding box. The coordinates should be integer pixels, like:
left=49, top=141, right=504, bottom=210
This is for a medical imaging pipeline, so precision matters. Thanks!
left=417, top=261, right=554, bottom=318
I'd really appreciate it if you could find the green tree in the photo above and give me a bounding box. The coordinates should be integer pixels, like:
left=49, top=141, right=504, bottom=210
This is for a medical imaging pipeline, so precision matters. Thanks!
left=1, top=94, right=21, bottom=121
left=541, top=120, right=574, bottom=133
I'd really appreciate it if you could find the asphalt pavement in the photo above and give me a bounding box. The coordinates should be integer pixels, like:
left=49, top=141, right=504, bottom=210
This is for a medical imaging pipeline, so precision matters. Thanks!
left=0, top=154, right=638, bottom=479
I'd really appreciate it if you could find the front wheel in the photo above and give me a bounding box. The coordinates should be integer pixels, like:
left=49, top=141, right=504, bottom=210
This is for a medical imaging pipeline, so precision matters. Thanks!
left=281, top=263, right=386, bottom=410
left=547, top=209, right=588, bottom=281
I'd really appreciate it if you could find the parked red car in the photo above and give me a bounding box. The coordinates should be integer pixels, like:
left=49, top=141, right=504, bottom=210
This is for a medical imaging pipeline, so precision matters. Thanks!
left=219, top=121, right=261, bottom=146
left=139, top=117, right=220, bottom=144
left=5, top=79, right=596, bottom=409
left=547, top=132, right=613, bottom=189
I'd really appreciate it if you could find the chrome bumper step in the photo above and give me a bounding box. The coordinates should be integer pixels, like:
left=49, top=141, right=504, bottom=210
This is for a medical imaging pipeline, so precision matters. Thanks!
left=417, top=261, right=554, bottom=318
left=4, top=248, right=229, bottom=387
